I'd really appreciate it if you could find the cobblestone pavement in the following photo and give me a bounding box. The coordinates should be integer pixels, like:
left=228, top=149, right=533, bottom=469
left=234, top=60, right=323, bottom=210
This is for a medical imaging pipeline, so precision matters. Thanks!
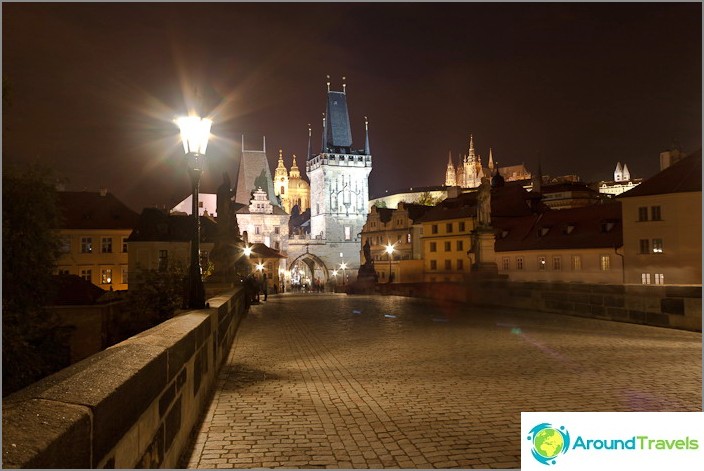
left=183, top=294, right=702, bottom=469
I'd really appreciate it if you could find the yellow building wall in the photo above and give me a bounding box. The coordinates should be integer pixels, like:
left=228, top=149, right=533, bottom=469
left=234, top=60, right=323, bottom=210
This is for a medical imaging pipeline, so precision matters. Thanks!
left=496, top=248, right=623, bottom=284
left=621, top=192, right=702, bottom=285
left=56, top=229, right=132, bottom=291
left=421, top=218, right=475, bottom=282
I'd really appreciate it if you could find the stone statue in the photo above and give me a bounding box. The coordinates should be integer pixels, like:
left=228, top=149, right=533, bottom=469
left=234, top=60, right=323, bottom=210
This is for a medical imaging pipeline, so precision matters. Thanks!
left=362, top=238, right=372, bottom=266
left=477, top=176, right=491, bottom=227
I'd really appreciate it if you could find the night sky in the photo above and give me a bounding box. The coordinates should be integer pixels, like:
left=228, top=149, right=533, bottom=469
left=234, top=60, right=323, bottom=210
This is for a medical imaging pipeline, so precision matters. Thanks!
left=2, top=3, right=701, bottom=212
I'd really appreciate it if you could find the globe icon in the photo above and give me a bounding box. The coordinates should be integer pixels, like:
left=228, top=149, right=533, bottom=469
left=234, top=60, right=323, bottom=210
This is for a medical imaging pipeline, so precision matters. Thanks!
left=533, top=428, right=564, bottom=459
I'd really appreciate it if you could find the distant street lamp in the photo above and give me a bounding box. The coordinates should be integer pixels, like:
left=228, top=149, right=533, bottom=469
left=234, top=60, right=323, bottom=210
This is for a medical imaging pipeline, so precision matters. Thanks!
left=385, top=242, right=395, bottom=283
left=340, top=262, right=347, bottom=286
left=176, top=115, right=212, bottom=309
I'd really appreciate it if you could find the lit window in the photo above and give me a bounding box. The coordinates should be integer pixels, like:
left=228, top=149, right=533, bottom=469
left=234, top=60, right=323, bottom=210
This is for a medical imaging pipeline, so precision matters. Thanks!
left=538, top=256, right=547, bottom=271
left=571, top=255, right=582, bottom=271
left=652, top=239, right=663, bottom=253
left=101, top=268, right=112, bottom=284
left=641, top=273, right=651, bottom=285
left=639, top=239, right=650, bottom=254
left=654, top=273, right=665, bottom=285
left=344, top=226, right=351, bottom=241
left=516, top=257, right=524, bottom=271
left=600, top=255, right=611, bottom=271
left=638, top=207, right=648, bottom=222
left=430, top=260, right=437, bottom=270
left=430, top=242, right=437, bottom=252
left=502, top=257, right=510, bottom=270
left=552, top=256, right=561, bottom=271
left=80, top=237, right=93, bottom=253
left=407, top=233, right=411, bottom=243
left=101, top=237, right=112, bottom=253
left=651, top=206, right=661, bottom=221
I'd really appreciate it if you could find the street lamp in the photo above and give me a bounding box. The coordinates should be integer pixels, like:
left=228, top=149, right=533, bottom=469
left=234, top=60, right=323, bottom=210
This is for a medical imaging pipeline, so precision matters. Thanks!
left=176, top=115, right=212, bottom=309
left=385, top=242, right=395, bottom=283
left=340, top=262, right=347, bottom=286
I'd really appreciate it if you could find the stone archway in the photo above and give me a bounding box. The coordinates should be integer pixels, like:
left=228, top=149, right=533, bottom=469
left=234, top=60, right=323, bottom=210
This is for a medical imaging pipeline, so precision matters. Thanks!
left=287, top=252, right=330, bottom=288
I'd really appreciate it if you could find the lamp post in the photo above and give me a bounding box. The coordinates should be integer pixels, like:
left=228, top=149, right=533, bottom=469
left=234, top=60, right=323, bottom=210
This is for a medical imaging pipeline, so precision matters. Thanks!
left=385, top=242, right=395, bottom=283
left=340, top=262, right=347, bottom=286
left=176, top=115, right=212, bottom=309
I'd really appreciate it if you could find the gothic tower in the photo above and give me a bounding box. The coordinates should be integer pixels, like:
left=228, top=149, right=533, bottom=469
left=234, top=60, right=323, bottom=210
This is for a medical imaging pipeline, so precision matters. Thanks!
left=614, top=162, right=624, bottom=182
left=445, top=151, right=456, bottom=186
left=307, top=76, right=372, bottom=242
left=274, top=149, right=289, bottom=206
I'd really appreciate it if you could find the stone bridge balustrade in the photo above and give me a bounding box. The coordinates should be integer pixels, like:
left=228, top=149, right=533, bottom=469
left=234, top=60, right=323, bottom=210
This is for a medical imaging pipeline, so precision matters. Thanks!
left=1, top=288, right=247, bottom=469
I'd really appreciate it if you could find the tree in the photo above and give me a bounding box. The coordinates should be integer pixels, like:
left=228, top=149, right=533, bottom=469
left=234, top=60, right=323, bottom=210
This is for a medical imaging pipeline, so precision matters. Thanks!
left=374, top=200, right=387, bottom=208
left=2, top=164, right=67, bottom=396
left=417, top=191, right=437, bottom=206
left=127, top=263, right=186, bottom=324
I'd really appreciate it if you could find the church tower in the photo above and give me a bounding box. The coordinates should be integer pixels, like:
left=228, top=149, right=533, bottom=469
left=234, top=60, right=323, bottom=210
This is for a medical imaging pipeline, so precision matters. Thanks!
left=614, top=162, right=624, bottom=182
left=307, top=76, right=372, bottom=242
left=274, top=149, right=290, bottom=209
left=445, top=151, right=456, bottom=186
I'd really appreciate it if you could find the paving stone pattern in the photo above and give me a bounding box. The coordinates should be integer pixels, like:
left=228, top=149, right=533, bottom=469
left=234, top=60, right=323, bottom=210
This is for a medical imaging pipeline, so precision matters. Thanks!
left=183, top=294, right=702, bottom=469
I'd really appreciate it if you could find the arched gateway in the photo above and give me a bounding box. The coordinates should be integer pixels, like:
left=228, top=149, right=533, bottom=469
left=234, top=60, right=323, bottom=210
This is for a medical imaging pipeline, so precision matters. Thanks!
left=287, top=252, right=330, bottom=288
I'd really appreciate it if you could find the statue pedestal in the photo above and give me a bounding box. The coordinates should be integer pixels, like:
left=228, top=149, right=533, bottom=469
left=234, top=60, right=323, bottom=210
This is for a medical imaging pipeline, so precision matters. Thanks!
left=472, top=227, right=498, bottom=275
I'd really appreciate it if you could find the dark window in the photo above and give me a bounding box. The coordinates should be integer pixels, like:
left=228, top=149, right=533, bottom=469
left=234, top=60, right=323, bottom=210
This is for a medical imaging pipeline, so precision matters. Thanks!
left=430, top=242, right=437, bottom=252
left=444, top=260, right=452, bottom=270
left=80, top=237, right=92, bottom=253
left=459, top=222, right=466, bottom=232
left=101, top=237, right=112, bottom=253
left=430, top=260, right=437, bottom=270
left=457, top=259, right=464, bottom=270
left=456, top=240, right=463, bottom=251
left=431, top=224, right=438, bottom=234
left=651, top=206, right=662, bottom=221
left=444, top=241, right=451, bottom=251
left=639, top=239, right=650, bottom=254
left=638, top=207, right=648, bottom=222
left=158, top=249, right=168, bottom=271
left=446, top=223, right=453, bottom=233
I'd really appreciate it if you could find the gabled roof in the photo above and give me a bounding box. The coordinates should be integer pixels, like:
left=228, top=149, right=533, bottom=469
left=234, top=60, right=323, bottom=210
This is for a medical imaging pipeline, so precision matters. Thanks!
left=236, top=204, right=289, bottom=216
left=618, top=149, right=702, bottom=198
left=235, top=148, right=278, bottom=206
left=415, top=184, right=537, bottom=223
left=127, top=208, right=219, bottom=243
left=247, top=242, right=286, bottom=259
left=57, top=191, right=139, bottom=230
left=48, top=274, right=106, bottom=305
left=494, top=201, right=622, bottom=252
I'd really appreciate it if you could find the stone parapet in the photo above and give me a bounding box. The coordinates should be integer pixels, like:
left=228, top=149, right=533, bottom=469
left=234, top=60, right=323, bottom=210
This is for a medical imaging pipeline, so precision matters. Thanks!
left=2, top=288, right=247, bottom=469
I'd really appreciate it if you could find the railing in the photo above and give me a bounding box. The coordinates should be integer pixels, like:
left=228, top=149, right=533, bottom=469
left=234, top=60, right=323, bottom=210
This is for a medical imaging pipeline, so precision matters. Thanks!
left=2, top=288, right=247, bottom=468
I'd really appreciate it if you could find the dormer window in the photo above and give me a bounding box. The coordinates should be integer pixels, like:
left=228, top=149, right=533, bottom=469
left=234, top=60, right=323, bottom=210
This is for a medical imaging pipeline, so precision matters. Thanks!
left=539, top=227, right=550, bottom=237
left=501, top=230, right=509, bottom=239
left=601, top=221, right=616, bottom=232
left=565, top=224, right=575, bottom=234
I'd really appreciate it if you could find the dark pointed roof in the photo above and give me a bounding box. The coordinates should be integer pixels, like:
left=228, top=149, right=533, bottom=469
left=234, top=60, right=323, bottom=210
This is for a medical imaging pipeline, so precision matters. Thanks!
left=57, top=191, right=139, bottom=230
left=618, top=149, right=701, bottom=198
left=48, top=274, right=106, bottom=305
left=494, top=201, right=622, bottom=251
left=248, top=242, right=286, bottom=259
left=326, top=90, right=353, bottom=150
left=127, top=208, right=219, bottom=243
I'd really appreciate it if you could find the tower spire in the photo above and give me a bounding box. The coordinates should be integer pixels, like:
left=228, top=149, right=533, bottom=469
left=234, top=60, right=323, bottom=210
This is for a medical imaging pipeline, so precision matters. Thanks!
left=321, top=113, right=327, bottom=153
left=326, top=75, right=330, bottom=92
left=488, top=148, right=495, bottom=170
left=342, top=76, right=347, bottom=93
left=468, top=134, right=475, bottom=161
left=364, top=116, right=370, bottom=155
left=307, top=123, right=312, bottom=160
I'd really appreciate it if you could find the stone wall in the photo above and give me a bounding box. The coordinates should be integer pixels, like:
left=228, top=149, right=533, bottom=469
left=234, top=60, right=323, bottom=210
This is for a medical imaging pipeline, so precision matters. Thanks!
left=2, top=287, right=247, bottom=468
left=380, top=280, right=702, bottom=332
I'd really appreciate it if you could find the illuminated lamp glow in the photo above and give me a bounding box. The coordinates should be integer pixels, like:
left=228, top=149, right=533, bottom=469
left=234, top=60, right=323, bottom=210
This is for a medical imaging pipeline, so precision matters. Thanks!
left=176, top=116, right=212, bottom=155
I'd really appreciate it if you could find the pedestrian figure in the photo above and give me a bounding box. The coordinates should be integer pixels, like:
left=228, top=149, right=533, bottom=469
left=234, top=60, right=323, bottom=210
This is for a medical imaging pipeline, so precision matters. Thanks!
left=262, top=277, right=268, bottom=301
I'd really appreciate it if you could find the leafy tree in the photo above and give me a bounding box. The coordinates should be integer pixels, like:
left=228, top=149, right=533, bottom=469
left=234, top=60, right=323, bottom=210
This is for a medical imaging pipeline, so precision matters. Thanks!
left=2, top=164, right=67, bottom=396
left=374, top=200, right=387, bottom=208
left=417, top=191, right=437, bottom=206
left=127, top=263, right=186, bottom=325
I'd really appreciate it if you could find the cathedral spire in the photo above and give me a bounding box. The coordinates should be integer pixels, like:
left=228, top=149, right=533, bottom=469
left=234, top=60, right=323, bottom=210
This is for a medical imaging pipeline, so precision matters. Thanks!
left=445, top=151, right=456, bottom=187
left=622, top=163, right=630, bottom=181
left=342, top=76, right=347, bottom=94
left=326, top=74, right=330, bottom=92
left=364, top=116, right=370, bottom=155
left=614, top=162, right=623, bottom=181
left=468, top=134, right=476, bottom=163
left=488, top=148, right=495, bottom=170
